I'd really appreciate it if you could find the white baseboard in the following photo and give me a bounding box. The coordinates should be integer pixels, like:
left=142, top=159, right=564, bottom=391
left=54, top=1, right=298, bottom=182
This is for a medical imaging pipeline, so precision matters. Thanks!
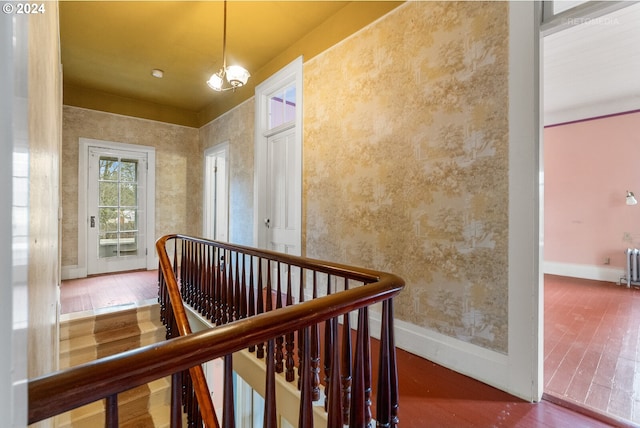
left=61, top=265, right=87, bottom=280
left=544, top=261, right=623, bottom=283
left=62, top=261, right=157, bottom=281
left=368, top=308, right=517, bottom=399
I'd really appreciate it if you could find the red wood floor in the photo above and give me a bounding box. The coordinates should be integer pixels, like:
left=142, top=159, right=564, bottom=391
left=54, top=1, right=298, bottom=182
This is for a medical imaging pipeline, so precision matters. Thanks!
left=60, top=269, right=158, bottom=314
left=545, top=274, right=640, bottom=426
left=61, top=271, right=633, bottom=427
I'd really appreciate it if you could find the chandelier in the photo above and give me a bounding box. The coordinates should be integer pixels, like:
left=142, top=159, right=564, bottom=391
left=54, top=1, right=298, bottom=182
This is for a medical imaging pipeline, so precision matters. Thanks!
left=207, top=0, right=250, bottom=92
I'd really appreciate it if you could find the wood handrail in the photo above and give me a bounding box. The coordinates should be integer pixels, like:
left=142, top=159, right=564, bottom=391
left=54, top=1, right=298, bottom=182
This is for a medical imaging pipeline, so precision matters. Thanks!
left=161, top=234, right=384, bottom=283
left=157, top=234, right=219, bottom=427
left=28, top=238, right=404, bottom=424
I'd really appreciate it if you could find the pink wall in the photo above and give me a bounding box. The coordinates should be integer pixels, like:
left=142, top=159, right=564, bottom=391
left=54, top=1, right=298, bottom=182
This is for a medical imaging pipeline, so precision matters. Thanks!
left=544, top=111, right=640, bottom=270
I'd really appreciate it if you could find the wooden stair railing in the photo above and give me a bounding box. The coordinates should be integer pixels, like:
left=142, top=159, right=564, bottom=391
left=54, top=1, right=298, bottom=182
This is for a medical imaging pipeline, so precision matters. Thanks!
left=28, top=234, right=404, bottom=427
left=158, top=234, right=404, bottom=427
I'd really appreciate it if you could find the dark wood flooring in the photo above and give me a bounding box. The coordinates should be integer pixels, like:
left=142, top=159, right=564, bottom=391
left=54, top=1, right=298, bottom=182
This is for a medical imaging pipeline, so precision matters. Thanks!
left=61, top=271, right=631, bottom=427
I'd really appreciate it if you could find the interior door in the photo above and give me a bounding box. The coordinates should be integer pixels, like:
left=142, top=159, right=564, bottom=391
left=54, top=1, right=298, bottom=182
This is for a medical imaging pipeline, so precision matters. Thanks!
left=266, top=126, right=299, bottom=255
left=87, top=147, right=147, bottom=275
left=204, top=144, right=229, bottom=242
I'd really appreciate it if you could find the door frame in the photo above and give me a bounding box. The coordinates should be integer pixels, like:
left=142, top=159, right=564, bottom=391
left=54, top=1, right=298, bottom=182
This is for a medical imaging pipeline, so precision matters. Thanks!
left=74, top=138, right=156, bottom=279
left=253, top=56, right=303, bottom=253
left=203, top=142, right=230, bottom=241
left=537, top=0, right=637, bottom=405
left=87, top=147, right=149, bottom=275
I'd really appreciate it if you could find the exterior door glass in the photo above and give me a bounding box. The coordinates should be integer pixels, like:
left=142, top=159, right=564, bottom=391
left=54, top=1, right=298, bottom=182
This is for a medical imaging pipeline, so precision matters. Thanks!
left=97, top=156, right=139, bottom=258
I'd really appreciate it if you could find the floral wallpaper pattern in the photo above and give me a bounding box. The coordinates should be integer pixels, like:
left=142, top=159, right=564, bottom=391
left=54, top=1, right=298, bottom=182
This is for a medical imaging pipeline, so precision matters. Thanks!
left=303, top=1, right=509, bottom=352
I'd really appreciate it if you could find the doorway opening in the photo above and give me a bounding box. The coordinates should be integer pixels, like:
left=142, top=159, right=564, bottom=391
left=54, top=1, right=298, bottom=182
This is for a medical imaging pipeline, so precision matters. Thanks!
left=253, top=56, right=303, bottom=255
left=204, top=143, right=229, bottom=242
left=76, top=138, right=156, bottom=278
left=541, top=1, right=640, bottom=425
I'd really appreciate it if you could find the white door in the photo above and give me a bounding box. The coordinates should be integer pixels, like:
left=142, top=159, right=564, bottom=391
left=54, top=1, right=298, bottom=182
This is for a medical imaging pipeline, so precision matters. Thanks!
left=87, top=147, right=148, bottom=274
left=204, top=144, right=229, bottom=241
left=254, top=57, right=302, bottom=256
left=266, top=126, right=299, bottom=254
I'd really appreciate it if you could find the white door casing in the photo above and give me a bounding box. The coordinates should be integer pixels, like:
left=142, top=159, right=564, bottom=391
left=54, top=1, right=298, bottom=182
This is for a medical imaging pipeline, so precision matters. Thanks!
left=204, top=143, right=229, bottom=242
left=73, top=138, right=156, bottom=279
left=87, top=147, right=147, bottom=275
left=254, top=57, right=303, bottom=255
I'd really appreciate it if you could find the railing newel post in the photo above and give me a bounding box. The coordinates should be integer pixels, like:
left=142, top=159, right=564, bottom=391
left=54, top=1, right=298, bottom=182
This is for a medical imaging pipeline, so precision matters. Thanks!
left=226, top=249, right=234, bottom=323
left=196, top=242, right=204, bottom=313
left=285, top=265, right=295, bottom=382
left=297, top=268, right=306, bottom=390
left=264, top=339, right=278, bottom=428
left=342, top=278, right=353, bottom=425
left=105, top=394, right=118, bottom=428
left=233, top=251, right=241, bottom=321
left=389, top=299, right=400, bottom=428
left=170, top=371, right=183, bottom=428
left=206, top=244, right=214, bottom=319
left=311, top=271, right=321, bottom=401
left=248, top=255, right=256, bottom=353
left=240, top=253, right=248, bottom=320
left=376, top=299, right=400, bottom=428
left=298, top=326, right=314, bottom=428
left=275, top=262, right=285, bottom=373
left=349, top=306, right=372, bottom=427
left=256, top=257, right=265, bottom=358
left=222, top=354, right=235, bottom=428
left=324, top=273, right=333, bottom=411
left=327, top=315, right=343, bottom=427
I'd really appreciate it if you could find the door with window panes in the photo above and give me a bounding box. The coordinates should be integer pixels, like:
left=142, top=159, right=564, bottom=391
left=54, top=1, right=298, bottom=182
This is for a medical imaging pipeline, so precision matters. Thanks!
left=87, top=147, right=147, bottom=275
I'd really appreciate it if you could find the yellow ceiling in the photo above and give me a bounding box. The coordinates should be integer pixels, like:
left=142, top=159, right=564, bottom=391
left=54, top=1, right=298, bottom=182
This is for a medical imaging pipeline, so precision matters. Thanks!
left=59, top=1, right=403, bottom=127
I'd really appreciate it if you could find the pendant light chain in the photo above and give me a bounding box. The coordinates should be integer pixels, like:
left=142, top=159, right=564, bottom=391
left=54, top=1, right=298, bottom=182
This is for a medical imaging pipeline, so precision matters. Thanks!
left=222, top=0, right=227, bottom=71
left=206, top=0, right=250, bottom=91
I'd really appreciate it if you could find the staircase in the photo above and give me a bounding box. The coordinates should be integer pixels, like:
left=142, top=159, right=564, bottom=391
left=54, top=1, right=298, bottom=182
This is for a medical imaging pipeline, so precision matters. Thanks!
left=57, top=300, right=177, bottom=427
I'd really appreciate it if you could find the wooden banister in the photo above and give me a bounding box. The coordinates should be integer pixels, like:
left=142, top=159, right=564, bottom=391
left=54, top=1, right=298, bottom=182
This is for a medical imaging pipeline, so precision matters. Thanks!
left=29, top=234, right=404, bottom=426
left=157, top=234, right=219, bottom=428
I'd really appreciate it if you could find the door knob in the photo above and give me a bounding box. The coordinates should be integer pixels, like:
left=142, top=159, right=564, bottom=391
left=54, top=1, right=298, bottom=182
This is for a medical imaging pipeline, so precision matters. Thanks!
left=90, top=216, right=95, bottom=228
left=264, top=218, right=270, bottom=228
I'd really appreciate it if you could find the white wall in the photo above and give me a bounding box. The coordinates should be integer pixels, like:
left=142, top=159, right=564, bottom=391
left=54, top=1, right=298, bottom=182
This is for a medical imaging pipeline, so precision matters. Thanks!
left=0, top=12, right=29, bottom=428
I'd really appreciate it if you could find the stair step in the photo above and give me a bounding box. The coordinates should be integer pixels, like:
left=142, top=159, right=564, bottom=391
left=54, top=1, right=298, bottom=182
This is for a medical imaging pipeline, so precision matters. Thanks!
left=60, top=302, right=165, bottom=369
left=55, top=376, right=171, bottom=427
left=60, top=300, right=160, bottom=341
left=58, top=301, right=176, bottom=427
left=123, top=403, right=190, bottom=428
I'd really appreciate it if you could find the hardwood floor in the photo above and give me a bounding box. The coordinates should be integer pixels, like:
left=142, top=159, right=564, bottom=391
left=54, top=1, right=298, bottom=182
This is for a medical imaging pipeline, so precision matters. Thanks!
left=545, top=274, right=640, bottom=426
left=61, top=271, right=627, bottom=427
left=60, top=269, right=158, bottom=314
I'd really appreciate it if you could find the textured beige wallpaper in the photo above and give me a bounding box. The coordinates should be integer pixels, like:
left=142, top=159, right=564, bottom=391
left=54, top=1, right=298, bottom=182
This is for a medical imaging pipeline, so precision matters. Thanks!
left=61, top=106, right=200, bottom=267
left=199, top=100, right=255, bottom=246
left=304, top=2, right=509, bottom=352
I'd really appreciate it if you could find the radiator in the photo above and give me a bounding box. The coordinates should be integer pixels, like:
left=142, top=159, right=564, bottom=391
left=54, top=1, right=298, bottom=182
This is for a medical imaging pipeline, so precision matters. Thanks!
left=625, top=248, right=640, bottom=286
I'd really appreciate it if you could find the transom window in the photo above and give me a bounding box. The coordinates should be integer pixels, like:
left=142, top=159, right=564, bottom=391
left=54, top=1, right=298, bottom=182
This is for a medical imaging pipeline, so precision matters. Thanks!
left=268, top=84, right=296, bottom=130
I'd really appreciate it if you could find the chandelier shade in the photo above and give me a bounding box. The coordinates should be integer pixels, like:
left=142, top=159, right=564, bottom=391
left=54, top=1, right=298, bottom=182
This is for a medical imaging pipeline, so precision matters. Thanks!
left=207, top=0, right=250, bottom=92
